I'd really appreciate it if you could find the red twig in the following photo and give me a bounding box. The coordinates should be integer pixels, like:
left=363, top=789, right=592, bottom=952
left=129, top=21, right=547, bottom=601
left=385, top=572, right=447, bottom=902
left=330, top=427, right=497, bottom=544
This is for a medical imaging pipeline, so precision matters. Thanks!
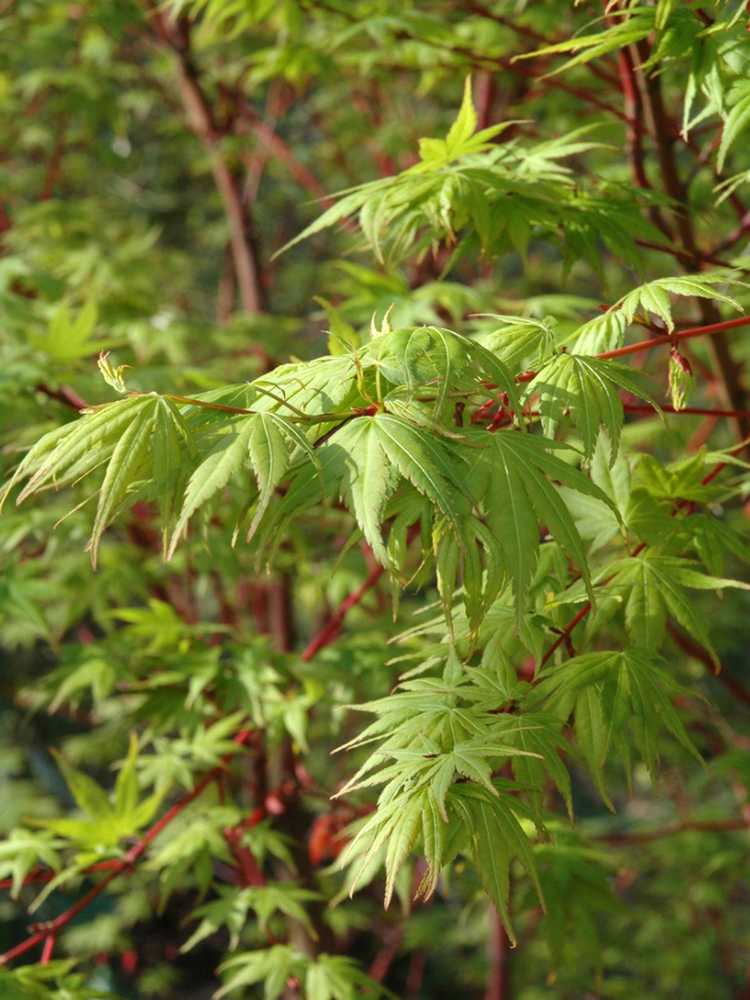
left=539, top=601, right=592, bottom=668
left=597, top=315, right=750, bottom=361
left=597, top=817, right=750, bottom=845
left=484, top=905, right=509, bottom=1000
left=39, top=934, right=55, bottom=965
left=505, top=315, right=750, bottom=393
left=146, top=8, right=264, bottom=314
left=223, top=826, right=265, bottom=886
left=669, top=621, right=750, bottom=706
left=612, top=45, right=672, bottom=240
left=35, top=383, right=88, bottom=411
left=301, top=561, right=385, bottom=661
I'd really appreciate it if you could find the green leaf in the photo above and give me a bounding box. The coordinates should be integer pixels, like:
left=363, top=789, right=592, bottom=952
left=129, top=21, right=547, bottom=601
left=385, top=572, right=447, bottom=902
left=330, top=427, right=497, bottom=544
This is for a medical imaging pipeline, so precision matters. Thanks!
left=88, top=395, right=158, bottom=565
left=373, top=413, right=470, bottom=531
left=246, top=412, right=298, bottom=541
left=530, top=649, right=701, bottom=797
left=528, top=354, right=657, bottom=462
left=718, top=83, right=750, bottom=171
left=0, top=830, right=63, bottom=899
left=479, top=431, right=619, bottom=613
left=332, top=418, right=399, bottom=564
left=444, top=76, right=477, bottom=154
left=169, top=418, right=256, bottom=557
left=608, top=553, right=750, bottom=663
left=451, top=783, right=542, bottom=943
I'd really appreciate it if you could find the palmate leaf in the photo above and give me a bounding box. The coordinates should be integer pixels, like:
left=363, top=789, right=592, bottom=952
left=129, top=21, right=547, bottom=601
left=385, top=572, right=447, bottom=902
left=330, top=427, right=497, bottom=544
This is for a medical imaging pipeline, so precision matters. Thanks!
left=218, top=948, right=391, bottom=1000
left=304, top=954, right=393, bottom=1000
left=216, top=946, right=301, bottom=1000
left=168, top=411, right=311, bottom=558
left=335, top=767, right=543, bottom=939
left=167, top=0, right=280, bottom=37
left=472, top=314, right=559, bottom=372
left=528, top=649, right=701, bottom=802
left=87, top=398, right=156, bottom=566
left=151, top=397, right=193, bottom=552
left=528, top=834, right=618, bottom=974
left=1, top=396, right=147, bottom=508
left=450, top=783, right=543, bottom=943
left=334, top=684, right=548, bottom=908
left=606, top=553, right=750, bottom=664
left=330, top=418, right=400, bottom=564
left=247, top=409, right=473, bottom=571
left=615, top=273, right=741, bottom=332
left=252, top=354, right=362, bottom=419
left=526, top=354, right=658, bottom=462
left=569, top=272, right=741, bottom=353
left=362, top=325, right=519, bottom=420
left=559, top=432, right=630, bottom=553
left=475, top=430, right=620, bottom=613
left=0, top=962, right=116, bottom=1000
left=38, top=737, right=162, bottom=852
left=1, top=394, right=163, bottom=565
left=0, top=830, right=63, bottom=900
left=182, top=884, right=319, bottom=953
left=3, top=393, right=204, bottom=565
left=490, top=713, right=572, bottom=821
left=370, top=413, right=472, bottom=531
left=275, top=77, right=651, bottom=269
left=275, top=77, right=513, bottom=261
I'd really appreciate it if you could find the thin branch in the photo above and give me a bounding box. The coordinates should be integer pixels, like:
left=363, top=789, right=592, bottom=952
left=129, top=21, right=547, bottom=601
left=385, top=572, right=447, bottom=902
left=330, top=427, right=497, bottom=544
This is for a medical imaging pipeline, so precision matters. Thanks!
left=539, top=600, right=591, bottom=668
left=712, top=210, right=750, bottom=255
left=668, top=621, right=750, bottom=707
left=369, top=926, right=404, bottom=983
left=597, top=314, right=750, bottom=361
left=0, top=730, right=253, bottom=967
left=484, top=905, right=510, bottom=1000
left=234, top=97, right=331, bottom=205
left=634, top=237, right=743, bottom=272
left=596, top=817, right=750, bottom=845
left=536, top=436, right=745, bottom=674
left=35, top=383, right=88, bottom=411
left=301, top=560, right=385, bottom=661
left=39, top=934, right=55, bottom=966
left=614, top=45, right=671, bottom=239
left=146, top=8, right=264, bottom=314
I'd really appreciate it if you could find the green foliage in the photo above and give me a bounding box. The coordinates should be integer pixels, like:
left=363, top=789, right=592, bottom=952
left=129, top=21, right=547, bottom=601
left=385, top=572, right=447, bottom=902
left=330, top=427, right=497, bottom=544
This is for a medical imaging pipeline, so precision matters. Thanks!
left=1, top=2, right=750, bottom=998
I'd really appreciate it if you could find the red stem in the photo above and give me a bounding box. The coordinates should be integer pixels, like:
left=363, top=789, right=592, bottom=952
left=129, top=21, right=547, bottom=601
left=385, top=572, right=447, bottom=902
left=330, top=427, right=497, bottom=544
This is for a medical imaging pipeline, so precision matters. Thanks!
left=484, top=905, right=509, bottom=1000
left=509, top=315, right=750, bottom=391
left=39, top=934, right=55, bottom=965
left=539, top=601, right=591, bottom=668
left=35, top=383, right=88, bottom=411
left=598, top=315, right=750, bottom=361
left=301, top=561, right=385, bottom=661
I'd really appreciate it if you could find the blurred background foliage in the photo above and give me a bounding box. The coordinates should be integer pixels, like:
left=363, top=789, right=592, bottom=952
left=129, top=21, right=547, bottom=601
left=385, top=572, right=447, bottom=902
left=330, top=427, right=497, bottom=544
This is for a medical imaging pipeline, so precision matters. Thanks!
left=0, top=1, right=749, bottom=998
